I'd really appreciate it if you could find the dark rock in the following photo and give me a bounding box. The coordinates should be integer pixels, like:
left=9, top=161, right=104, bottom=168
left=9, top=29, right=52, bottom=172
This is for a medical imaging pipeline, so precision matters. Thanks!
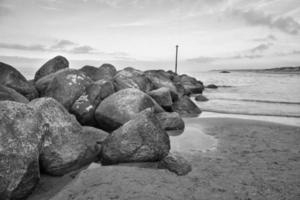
left=71, top=80, right=115, bottom=126
left=102, top=109, right=170, bottom=164
left=0, top=84, right=29, bottom=103
left=28, top=98, right=99, bottom=176
left=195, top=94, right=209, bottom=102
left=34, top=55, right=69, bottom=82
left=148, top=87, right=173, bottom=111
left=206, top=84, right=218, bottom=89
left=158, top=153, right=192, bottom=176
left=0, top=62, right=38, bottom=100
left=79, top=65, right=103, bottom=81
left=95, top=88, right=163, bottom=132
left=113, top=68, right=153, bottom=92
left=156, top=112, right=185, bottom=131
left=98, top=63, right=117, bottom=80
left=35, top=69, right=93, bottom=110
left=220, top=70, right=230, bottom=73
left=0, top=101, right=47, bottom=200
left=172, top=96, right=201, bottom=117
left=179, top=74, right=204, bottom=94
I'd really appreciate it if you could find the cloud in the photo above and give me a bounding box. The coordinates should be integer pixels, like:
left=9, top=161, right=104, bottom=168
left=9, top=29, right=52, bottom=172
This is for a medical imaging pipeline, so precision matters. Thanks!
left=253, top=34, right=276, bottom=42
left=249, top=43, right=273, bottom=53
left=69, top=45, right=96, bottom=54
left=0, top=42, right=47, bottom=51
left=187, top=56, right=218, bottom=63
left=231, top=8, right=300, bottom=35
left=51, top=39, right=77, bottom=49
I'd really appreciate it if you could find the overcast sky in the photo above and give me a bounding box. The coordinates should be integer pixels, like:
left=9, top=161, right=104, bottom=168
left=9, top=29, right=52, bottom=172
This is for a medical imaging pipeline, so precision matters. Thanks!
left=0, top=0, right=300, bottom=73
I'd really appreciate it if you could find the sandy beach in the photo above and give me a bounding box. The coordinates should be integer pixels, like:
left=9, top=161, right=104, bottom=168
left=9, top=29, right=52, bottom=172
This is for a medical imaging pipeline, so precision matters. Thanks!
left=28, top=117, right=300, bottom=200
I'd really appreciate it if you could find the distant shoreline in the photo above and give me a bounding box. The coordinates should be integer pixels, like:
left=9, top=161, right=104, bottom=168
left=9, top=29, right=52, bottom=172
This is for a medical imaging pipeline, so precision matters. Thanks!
left=211, top=66, right=300, bottom=73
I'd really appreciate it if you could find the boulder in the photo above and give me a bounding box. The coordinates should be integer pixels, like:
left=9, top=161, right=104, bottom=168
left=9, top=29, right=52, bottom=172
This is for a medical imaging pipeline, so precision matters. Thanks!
left=71, top=80, right=115, bottom=125
left=113, top=68, right=153, bottom=92
left=179, top=74, right=204, bottom=94
left=172, top=96, right=201, bottom=117
left=95, top=88, right=164, bottom=132
left=0, top=62, right=38, bottom=100
left=158, top=153, right=192, bottom=176
left=0, top=84, right=29, bottom=103
left=147, top=87, right=173, bottom=111
left=79, top=65, right=103, bottom=81
left=98, top=63, right=117, bottom=80
left=156, top=112, right=185, bottom=131
left=206, top=84, right=218, bottom=89
left=34, top=55, right=69, bottom=82
left=28, top=98, right=100, bottom=176
left=195, top=94, right=209, bottom=102
left=102, top=109, right=170, bottom=164
left=35, top=69, right=93, bottom=110
left=0, top=101, right=47, bottom=200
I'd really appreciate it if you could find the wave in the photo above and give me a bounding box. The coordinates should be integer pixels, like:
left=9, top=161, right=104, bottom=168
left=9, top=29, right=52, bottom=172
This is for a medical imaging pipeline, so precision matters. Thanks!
left=210, top=97, right=300, bottom=105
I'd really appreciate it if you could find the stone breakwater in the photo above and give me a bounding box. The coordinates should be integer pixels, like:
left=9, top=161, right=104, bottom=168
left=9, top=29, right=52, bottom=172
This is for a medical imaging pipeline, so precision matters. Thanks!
left=0, top=55, right=204, bottom=200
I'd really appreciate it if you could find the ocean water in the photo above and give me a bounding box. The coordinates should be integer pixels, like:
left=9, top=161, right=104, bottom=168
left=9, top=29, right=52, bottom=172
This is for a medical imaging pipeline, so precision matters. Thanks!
left=191, top=71, right=300, bottom=126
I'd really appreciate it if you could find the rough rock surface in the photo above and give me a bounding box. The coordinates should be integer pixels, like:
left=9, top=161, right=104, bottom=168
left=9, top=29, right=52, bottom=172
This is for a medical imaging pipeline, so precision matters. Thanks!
left=29, top=98, right=98, bottom=176
left=156, top=112, right=185, bottom=131
left=172, top=96, right=201, bottom=117
left=102, top=109, right=170, bottom=164
left=148, top=87, right=173, bottom=111
left=95, top=88, right=163, bottom=132
left=206, top=84, right=218, bottom=89
left=195, top=94, right=209, bottom=102
left=35, top=69, right=92, bottom=110
left=79, top=65, right=103, bottom=81
left=179, top=74, right=204, bottom=94
left=0, top=62, right=38, bottom=100
left=98, top=63, right=117, bottom=80
left=34, top=56, right=69, bottom=82
left=158, top=153, right=192, bottom=175
left=0, top=101, right=46, bottom=200
left=0, top=84, right=29, bottom=103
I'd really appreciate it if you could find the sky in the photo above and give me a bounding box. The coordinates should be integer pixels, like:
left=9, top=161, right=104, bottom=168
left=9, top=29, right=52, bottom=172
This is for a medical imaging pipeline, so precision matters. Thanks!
left=0, top=0, right=300, bottom=74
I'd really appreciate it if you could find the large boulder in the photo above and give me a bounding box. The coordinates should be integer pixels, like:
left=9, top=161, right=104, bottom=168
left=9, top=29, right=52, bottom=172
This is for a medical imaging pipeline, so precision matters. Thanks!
left=195, top=94, right=209, bottom=102
left=172, top=96, right=201, bottom=117
left=0, top=62, right=38, bottom=100
left=35, top=69, right=93, bottom=110
left=156, top=112, right=185, bottom=131
left=206, top=84, right=218, bottom=89
left=148, top=87, right=173, bottom=111
left=113, top=68, right=153, bottom=92
left=0, top=101, right=47, bottom=200
left=28, top=98, right=102, bottom=176
left=102, top=109, right=170, bottom=164
left=179, top=74, right=204, bottom=94
left=158, top=153, right=192, bottom=176
left=34, top=55, right=69, bottom=82
left=71, top=79, right=115, bottom=125
left=95, top=88, right=164, bottom=132
left=79, top=65, right=102, bottom=81
left=98, top=63, right=117, bottom=80
left=0, top=84, right=29, bottom=103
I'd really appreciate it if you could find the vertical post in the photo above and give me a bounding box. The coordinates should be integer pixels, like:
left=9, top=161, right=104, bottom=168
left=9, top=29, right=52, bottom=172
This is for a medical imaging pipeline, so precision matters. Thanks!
left=175, top=45, right=179, bottom=74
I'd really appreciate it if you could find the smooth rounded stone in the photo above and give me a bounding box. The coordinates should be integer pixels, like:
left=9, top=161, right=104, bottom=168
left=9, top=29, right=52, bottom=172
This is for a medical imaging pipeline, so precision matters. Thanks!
left=102, top=109, right=170, bottom=164
left=113, top=68, right=153, bottom=92
left=0, top=62, right=38, bottom=100
left=148, top=87, right=173, bottom=111
left=156, top=112, right=185, bottom=131
left=71, top=80, right=115, bottom=125
left=50, top=165, right=195, bottom=200
left=35, top=69, right=93, bottom=110
left=28, top=97, right=98, bottom=176
left=0, top=84, right=29, bottom=103
left=179, top=74, right=204, bottom=94
left=79, top=65, right=103, bottom=81
left=95, top=88, right=164, bottom=132
left=0, top=101, right=47, bottom=200
left=206, top=84, right=218, bottom=89
left=98, top=63, right=117, bottom=80
left=158, top=153, right=192, bottom=176
left=172, top=96, right=201, bottom=117
left=34, top=55, right=69, bottom=82
left=195, top=94, right=209, bottom=102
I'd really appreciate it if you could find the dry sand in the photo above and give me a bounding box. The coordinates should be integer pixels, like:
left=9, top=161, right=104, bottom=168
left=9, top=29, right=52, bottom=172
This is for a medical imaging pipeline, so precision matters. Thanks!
left=28, top=117, right=300, bottom=200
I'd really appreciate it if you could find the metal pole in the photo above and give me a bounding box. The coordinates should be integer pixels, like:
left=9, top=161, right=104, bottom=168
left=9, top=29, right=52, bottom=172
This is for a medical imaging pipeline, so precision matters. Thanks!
left=175, top=45, right=179, bottom=74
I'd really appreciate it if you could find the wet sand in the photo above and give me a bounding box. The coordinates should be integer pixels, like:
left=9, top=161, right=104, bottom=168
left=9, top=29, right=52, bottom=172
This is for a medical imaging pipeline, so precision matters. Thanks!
left=28, top=117, right=300, bottom=200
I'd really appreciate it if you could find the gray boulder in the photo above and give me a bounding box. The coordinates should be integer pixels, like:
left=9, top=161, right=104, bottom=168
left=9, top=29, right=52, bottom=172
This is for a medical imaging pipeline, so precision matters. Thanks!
left=0, top=101, right=46, bottom=200
left=98, top=63, right=117, bottom=80
left=158, top=153, right=192, bottom=176
left=172, top=96, right=201, bottom=117
left=156, top=112, right=185, bottom=131
left=0, top=62, right=38, bottom=100
left=195, top=94, right=209, bottom=102
left=95, top=88, right=163, bottom=132
left=79, top=65, right=103, bottom=81
left=34, top=55, right=69, bottom=82
left=179, top=74, right=204, bottom=94
left=0, top=84, right=29, bottom=103
left=102, top=109, right=170, bottom=164
left=206, top=84, right=218, bottom=89
left=148, top=87, right=173, bottom=111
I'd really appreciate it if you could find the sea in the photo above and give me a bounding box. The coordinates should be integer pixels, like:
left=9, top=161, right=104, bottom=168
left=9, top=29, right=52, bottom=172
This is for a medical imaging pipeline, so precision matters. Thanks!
left=190, top=71, right=300, bottom=127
